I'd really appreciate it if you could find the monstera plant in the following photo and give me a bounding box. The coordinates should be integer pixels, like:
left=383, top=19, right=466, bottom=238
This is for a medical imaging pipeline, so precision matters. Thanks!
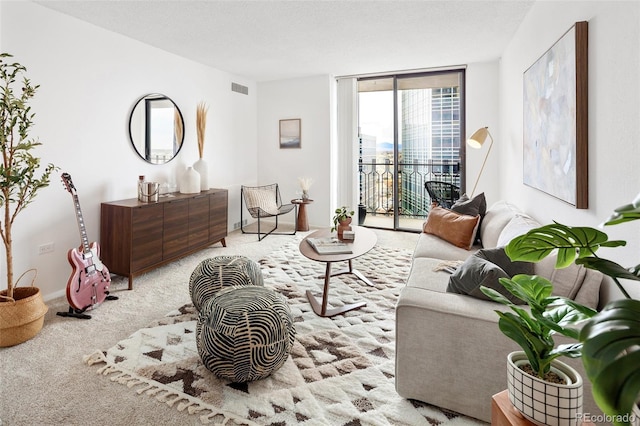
left=481, top=274, right=595, bottom=379
left=504, top=194, right=640, bottom=426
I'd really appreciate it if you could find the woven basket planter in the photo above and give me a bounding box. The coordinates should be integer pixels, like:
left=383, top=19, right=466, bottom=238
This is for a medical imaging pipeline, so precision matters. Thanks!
left=0, top=286, right=48, bottom=347
left=507, top=351, right=583, bottom=426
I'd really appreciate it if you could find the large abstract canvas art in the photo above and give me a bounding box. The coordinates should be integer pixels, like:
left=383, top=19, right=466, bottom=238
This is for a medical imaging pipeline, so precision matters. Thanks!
left=523, top=21, right=588, bottom=209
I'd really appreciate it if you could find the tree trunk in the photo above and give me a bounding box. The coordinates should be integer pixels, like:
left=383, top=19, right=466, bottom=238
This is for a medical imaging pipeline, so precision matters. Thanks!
left=4, top=200, right=13, bottom=300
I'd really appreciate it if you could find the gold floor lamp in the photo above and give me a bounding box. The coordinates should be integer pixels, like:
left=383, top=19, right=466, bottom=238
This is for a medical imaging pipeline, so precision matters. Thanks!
left=467, top=126, right=494, bottom=197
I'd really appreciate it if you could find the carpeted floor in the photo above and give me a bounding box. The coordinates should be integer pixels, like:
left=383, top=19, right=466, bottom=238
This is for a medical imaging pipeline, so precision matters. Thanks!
left=83, top=243, right=485, bottom=426
left=0, top=227, right=486, bottom=425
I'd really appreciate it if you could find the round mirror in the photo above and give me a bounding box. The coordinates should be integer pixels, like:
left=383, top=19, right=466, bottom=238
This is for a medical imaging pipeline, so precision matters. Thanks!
left=128, top=93, right=185, bottom=164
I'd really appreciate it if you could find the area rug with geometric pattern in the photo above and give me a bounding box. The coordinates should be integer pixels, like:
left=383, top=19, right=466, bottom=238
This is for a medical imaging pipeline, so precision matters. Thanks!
left=84, top=243, right=485, bottom=426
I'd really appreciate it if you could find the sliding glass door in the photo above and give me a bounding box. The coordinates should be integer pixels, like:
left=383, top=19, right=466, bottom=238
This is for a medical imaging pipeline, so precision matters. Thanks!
left=357, top=70, right=465, bottom=231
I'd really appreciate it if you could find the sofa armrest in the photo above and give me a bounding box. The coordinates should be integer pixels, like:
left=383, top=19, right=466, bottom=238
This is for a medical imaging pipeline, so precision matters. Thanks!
left=395, top=286, right=515, bottom=421
left=395, top=285, right=602, bottom=422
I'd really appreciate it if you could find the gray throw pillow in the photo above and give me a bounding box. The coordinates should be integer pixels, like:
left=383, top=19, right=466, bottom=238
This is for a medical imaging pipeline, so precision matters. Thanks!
left=451, top=193, right=487, bottom=243
left=451, top=192, right=487, bottom=217
left=446, top=247, right=534, bottom=304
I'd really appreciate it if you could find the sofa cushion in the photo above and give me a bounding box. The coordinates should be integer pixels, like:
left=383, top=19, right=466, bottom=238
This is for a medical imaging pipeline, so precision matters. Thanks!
left=423, top=207, right=480, bottom=250
left=533, top=255, right=602, bottom=309
left=406, top=257, right=452, bottom=293
left=496, top=213, right=541, bottom=247
left=413, top=232, right=481, bottom=261
left=446, top=247, right=534, bottom=304
left=480, top=201, right=523, bottom=249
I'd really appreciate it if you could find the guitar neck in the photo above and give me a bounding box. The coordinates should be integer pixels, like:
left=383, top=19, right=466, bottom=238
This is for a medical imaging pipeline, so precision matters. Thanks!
left=72, top=193, right=91, bottom=254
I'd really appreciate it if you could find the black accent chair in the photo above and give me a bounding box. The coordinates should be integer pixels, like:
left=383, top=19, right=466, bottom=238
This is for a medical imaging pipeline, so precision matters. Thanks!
left=241, top=184, right=297, bottom=241
left=424, top=181, right=461, bottom=209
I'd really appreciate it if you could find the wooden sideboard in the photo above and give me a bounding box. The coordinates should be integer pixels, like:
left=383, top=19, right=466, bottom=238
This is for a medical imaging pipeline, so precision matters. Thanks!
left=100, top=189, right=228, bottom=289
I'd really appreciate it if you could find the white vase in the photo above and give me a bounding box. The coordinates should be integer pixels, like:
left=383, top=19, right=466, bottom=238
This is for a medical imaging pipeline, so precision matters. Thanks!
left=180, top=166, right=201, bottom=194
left=507, top=351, right=583, bottom=426
left=193, top=158, right=209, bottom=191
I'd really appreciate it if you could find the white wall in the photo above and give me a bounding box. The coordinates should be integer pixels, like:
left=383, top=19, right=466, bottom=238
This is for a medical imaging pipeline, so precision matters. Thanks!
left=1, top=2, right=258, bottom=301
left=465, top=62, right=500, bottom=205
left=256, top=64, right=501, bottom=230
left=499, top=1, right=640, bottom=269
left=257, top=75, right=333, bottom=228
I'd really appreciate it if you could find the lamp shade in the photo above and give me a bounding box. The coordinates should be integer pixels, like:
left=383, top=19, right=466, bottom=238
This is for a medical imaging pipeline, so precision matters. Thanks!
left=467, top=127, right=489, bottom=149
left=466, top=126, right=494, bottom=197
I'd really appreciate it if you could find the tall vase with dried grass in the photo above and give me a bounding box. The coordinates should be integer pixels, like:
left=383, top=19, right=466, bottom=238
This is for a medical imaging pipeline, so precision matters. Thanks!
left=193, top=101, right=209, bottom=191
left=0, top=53, right=57, bottom=346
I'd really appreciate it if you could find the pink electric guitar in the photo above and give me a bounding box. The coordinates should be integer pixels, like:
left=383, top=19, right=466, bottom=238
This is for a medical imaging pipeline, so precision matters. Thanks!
left=59, top=173, right=114, bottom=319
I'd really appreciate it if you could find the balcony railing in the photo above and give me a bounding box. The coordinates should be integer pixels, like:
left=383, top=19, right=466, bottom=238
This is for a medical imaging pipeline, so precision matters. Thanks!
left=358, top=159, right=461, bottom=219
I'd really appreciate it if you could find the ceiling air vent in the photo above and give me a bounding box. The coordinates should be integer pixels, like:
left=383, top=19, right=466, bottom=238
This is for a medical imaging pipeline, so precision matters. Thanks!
left=231, top=82, right=249, bottom=95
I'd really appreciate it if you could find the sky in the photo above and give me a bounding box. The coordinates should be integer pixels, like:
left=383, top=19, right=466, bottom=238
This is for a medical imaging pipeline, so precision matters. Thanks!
left=358, top=91, right=394, bottom=146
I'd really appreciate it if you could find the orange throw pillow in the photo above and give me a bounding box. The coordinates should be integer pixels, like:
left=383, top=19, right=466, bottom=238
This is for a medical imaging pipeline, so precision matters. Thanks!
left=423, top=207, right=480, bottom=250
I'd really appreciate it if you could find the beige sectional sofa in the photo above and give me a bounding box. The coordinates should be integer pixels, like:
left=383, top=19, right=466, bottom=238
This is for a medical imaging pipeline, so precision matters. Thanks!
left=395, top=201, right=617, bottom=423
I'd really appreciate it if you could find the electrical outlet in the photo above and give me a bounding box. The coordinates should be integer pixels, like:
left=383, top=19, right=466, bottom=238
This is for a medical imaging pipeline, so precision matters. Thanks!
left=232, top=220, right=248, bottom=230
left=38, top=242, right=55, bottom=255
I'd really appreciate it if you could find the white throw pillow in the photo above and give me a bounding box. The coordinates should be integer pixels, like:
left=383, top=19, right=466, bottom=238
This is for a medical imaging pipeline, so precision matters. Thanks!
left=496, top=213, right=540, bottom=247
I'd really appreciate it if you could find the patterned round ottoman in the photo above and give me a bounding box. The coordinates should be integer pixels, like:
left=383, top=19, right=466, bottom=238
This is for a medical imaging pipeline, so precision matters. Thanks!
left=189, top=256, right=264, bottom=311
left=197, top=285, right=296, bottom=382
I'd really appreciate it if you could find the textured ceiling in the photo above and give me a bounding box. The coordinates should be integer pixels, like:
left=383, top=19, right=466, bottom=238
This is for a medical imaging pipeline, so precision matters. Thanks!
left=35, top=0, right=535, bottom=82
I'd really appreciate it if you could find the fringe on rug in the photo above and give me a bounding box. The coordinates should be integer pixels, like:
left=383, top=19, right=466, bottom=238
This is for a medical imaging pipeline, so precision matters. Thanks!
left=83, top=350, right=257, bottom=426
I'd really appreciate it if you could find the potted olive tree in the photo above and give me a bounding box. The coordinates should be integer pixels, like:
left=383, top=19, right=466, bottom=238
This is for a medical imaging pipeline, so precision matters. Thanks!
left=0, top=53, right=57, bottom=347
left=503, top=194, right=640, bottom=426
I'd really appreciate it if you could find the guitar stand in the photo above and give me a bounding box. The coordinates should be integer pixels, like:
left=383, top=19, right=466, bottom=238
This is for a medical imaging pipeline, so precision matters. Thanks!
left=56, top=293, right=119, bottom=320
left=57, top=307, right=92, bottom=320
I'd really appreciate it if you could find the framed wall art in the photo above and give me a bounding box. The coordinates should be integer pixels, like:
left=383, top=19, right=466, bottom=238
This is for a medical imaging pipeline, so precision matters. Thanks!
left=523, top=21, right=588, bottom=209
left=279, top=118, right=301, bottom=149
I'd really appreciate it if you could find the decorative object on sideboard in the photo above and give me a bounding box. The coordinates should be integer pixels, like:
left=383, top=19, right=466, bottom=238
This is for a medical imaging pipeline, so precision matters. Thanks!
left=480, top=274, right=596, bottom=425
left=128, top=93, right=185, bottom=165
left=193, top=101, right=209, bottom=191
left=466, top=126, right=494, bottom=197
left=180, top=167, right=201, bottom=194
left=331, top=206, right=354, bottom=238
left=137, top=175, right=159, bottom=203
left=0, top=53, right=57, bottom=347
left=523, top=21, right=588, bottom=209
left=298, top=176, right=314, bottom=200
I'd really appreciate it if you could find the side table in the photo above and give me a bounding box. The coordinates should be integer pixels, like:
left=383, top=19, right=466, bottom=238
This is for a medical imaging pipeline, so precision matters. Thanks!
left=291, top=198, right=313, bottom=231
left=491, top=390, right=595, bottom=426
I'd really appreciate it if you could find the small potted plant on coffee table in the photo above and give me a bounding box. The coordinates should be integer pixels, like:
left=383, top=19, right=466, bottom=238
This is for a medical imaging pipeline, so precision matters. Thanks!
left=331, top=206, right=354, bottom=238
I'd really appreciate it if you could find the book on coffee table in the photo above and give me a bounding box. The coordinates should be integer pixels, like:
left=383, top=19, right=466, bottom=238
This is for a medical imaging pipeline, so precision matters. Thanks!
left=306, top=237, right=353, bottom=255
